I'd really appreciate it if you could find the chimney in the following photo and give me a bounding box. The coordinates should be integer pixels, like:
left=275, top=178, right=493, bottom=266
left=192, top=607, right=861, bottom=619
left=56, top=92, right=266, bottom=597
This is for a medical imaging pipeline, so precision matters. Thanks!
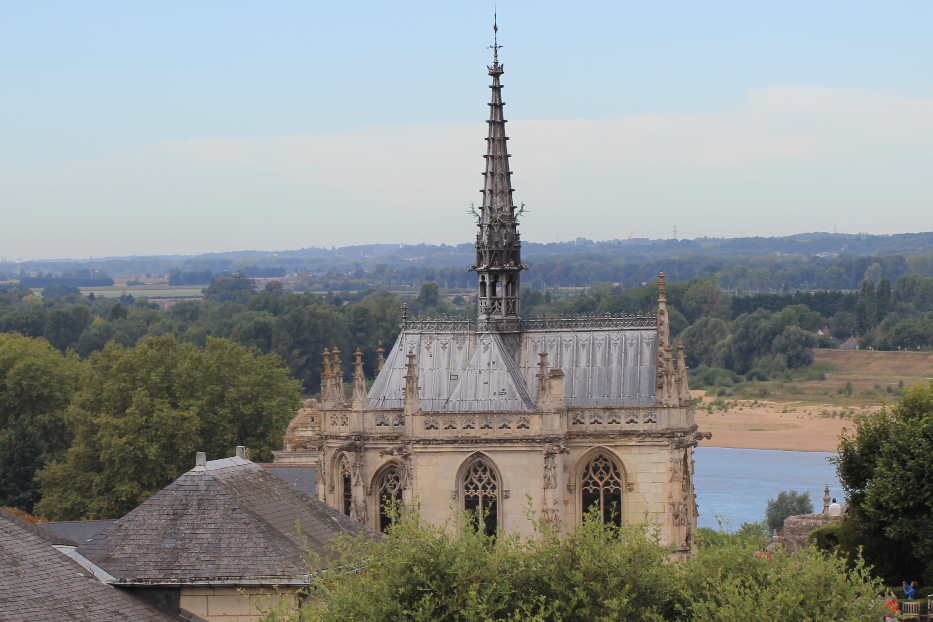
left=235, top=446, right=247, bottom=460
left=195, top=452, right=206, bottom=468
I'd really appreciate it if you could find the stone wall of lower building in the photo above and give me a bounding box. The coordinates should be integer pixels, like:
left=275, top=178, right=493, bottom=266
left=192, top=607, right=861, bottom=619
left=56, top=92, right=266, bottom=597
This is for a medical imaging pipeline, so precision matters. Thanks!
left=180, top=586, right=300, bottom=622
left=768, top=513, right=832, bottom=553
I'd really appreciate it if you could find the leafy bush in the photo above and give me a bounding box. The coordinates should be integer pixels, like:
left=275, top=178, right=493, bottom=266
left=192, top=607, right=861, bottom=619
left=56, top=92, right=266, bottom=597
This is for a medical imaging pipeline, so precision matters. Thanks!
left=257, top=508, right=885, bottom=622
left=689, top=366, right=743, bottom=389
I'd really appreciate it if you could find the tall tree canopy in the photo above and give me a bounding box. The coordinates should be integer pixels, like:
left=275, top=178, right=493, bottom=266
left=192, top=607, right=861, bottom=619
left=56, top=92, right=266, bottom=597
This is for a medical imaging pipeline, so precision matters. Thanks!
left=36, top=335, right=301, bottom=520
left=835, top=382, right=933, bottom=583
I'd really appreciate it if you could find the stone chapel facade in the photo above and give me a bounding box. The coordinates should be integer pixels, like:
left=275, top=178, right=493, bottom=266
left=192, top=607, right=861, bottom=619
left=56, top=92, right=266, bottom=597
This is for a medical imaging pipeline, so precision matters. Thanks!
left=275, top=38, right=709, bottom=552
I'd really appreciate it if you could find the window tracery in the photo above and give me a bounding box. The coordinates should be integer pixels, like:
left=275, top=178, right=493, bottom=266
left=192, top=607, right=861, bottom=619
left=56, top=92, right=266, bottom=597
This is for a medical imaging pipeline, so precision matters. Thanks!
left=580, top=454, right=623, bottom=527
left=340, top=456, right=353, bottom=517
left=376, top=465, right=403, bottom=532
left=462, top=459, right=499, bottom=537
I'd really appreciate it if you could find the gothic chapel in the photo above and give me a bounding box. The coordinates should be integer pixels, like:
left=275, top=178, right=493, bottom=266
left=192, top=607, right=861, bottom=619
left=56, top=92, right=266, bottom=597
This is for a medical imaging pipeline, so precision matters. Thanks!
left=275, top=32, right=709, bottom=552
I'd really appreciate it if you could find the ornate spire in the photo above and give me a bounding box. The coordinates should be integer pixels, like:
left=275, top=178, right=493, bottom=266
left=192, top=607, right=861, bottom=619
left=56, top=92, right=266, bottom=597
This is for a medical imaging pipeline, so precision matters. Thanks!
left=331, top=347, right=344, bottom=403
left=470, top=18, right=526, bottom=323
left=321, top=348, right=335, bottom=404
left=656, top=274, right=678, bottom=407
left=535, top=351, right=550, bottom=408
left=351, top=348, right=367, bottom=405
left=374, top=342, right=385, bottom=378
left=403, top=349, right=421, bottom=415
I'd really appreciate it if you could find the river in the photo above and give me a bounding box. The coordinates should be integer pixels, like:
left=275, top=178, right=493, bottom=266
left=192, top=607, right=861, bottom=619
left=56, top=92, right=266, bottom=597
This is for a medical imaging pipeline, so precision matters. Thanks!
left=693, top=447, right=842, bottom=530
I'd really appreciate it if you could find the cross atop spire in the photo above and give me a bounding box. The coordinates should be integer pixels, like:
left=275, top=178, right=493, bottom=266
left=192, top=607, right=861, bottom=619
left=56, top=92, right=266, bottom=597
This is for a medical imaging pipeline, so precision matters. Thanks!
left=488, top=12, right=502, bottom=67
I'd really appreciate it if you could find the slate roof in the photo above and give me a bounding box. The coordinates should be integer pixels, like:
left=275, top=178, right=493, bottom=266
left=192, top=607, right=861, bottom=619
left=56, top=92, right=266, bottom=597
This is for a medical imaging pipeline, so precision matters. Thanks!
left=77, top=456, right=369, bottom=584
left=0, top=508, right=77, bottom=546
left=0, top=509, right=181, bottom=621
left=39, top=519, right=116, bottom=546
left=259, top=464, right=317, bottom=497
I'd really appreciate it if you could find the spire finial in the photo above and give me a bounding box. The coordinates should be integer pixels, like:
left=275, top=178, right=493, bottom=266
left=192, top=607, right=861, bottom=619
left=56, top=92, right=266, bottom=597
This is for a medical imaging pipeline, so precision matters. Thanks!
left=488, top=11, right=502, bottom=66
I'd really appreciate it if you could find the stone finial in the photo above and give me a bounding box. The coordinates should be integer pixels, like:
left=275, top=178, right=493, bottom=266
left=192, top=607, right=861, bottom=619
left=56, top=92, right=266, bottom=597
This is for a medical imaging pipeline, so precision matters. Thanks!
left=351, top=348, right=367, bottom=405
left=321, top=349, right=334, bottom=403
left=535, top=351, right=550, bottom=409
left=235, top=446, right=247, bottom=459
left=195, top=452, right=206, bottom=468
left=375, top=342, right=385, bottom=378
left=822, top=485, right=831, bottom=514
left=655, top=273, right=677, bottom=407
left=331, top=347, right=344, bottom=403
left=403, top=349, right=421, bottom=415
left=676, top=342, right=691, bottom=405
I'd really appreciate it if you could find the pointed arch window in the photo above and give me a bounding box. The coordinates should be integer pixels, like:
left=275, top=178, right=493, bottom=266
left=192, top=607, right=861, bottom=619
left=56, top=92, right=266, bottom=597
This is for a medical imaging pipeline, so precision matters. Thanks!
left=479, top=278, right=487, bottom=298
left=580, top=454, right=623, bottom=526
left=340, top=456, right=352, bottom=517
left=376, top=465, right=402, bottom=532
left=462, top=459, right=499, bottom=537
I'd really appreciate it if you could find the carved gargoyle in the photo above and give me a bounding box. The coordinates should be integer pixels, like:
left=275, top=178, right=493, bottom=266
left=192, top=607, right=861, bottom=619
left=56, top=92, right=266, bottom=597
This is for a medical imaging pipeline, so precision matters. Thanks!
left=673, top=430, right=713, bottom=449
left=335, top=440, right=361, bottom=453
left=543, top=443, right=569, bottom=456
left=380, top=444, right=411, bottom=459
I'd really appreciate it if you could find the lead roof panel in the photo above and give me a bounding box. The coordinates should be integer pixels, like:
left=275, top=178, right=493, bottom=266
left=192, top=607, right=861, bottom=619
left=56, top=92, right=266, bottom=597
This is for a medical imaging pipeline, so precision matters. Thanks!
left=368, top=324, right=658, bottom=410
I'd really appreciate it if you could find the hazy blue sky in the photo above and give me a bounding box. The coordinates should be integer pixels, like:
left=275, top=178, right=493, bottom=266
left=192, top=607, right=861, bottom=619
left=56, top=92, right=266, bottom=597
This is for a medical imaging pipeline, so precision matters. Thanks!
left=2, top=1, right=933, bottom=260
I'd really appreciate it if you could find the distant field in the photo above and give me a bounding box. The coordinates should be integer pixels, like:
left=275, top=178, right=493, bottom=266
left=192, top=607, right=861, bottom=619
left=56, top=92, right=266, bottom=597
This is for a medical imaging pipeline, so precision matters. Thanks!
left=77, top=285, right=205, bottom=299
left=707, top=349, right=933, bottom=410
left=697, top=350, right=933, bottom=451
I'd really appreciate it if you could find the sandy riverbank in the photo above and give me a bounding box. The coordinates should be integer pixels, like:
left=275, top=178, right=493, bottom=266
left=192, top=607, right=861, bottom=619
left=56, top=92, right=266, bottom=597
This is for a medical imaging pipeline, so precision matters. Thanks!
left=692, top=392, right=862, bottom=452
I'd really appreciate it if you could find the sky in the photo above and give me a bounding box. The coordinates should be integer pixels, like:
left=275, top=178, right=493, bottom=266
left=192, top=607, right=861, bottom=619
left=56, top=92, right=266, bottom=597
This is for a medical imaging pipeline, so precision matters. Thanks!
left=2, top=1, right=933, bottom=260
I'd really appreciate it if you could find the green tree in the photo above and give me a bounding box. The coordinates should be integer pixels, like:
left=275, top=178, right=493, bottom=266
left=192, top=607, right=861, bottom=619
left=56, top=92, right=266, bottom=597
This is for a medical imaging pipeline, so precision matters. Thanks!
left=0, top=416, right=46, bottom=513
left=40, top=283, right=81, bottom=298
left=835, top=382, right=933, bottom=583
left=765, top=490, right=814, bottom=531
left=36, top=335, right=301, bottom=520
left=830, top=311, right=857, bottom=341
left=679, top=317, right=730, bottom=368
left=416, top=281, right=441, bottom=310
left=771, top=326, right=817, bottom=369
left=876, top=276, right=892, bottom=320
left=682, top=279, right=731, bottom=323
left=727, top=309, right=777, bottom=374
left=823, top=266, right=847, bottom=289
left=0, top=333, right=82, bottom=456
left=203, top=272, right=257, bottom=303
left=43, top=306, right=92, bottom=352
left=855, top=279, right=877, bottom=333
left=864, top=262, right=883, bottom=285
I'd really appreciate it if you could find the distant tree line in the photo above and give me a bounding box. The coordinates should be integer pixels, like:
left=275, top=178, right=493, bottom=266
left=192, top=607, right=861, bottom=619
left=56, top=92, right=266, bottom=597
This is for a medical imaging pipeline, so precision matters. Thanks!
left=168, top=269, right=214, bottom=285
left=3, top=270, right=932, bottom=397
left=169, top=266, right=288, bottom=286
left=20, top=276, right=114, bottom=287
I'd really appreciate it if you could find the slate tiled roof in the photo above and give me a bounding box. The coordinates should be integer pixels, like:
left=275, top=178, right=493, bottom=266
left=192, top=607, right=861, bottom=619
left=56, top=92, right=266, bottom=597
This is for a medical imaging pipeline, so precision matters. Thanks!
left=39, top=519, right=116, bottom=545
left=259, top=464, right=317, bottom=497
left=0, top=508, right=77, bottom=546
left=0, top=509, right=180, bottom=621
left=77, top=456, right=370, bottom=584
